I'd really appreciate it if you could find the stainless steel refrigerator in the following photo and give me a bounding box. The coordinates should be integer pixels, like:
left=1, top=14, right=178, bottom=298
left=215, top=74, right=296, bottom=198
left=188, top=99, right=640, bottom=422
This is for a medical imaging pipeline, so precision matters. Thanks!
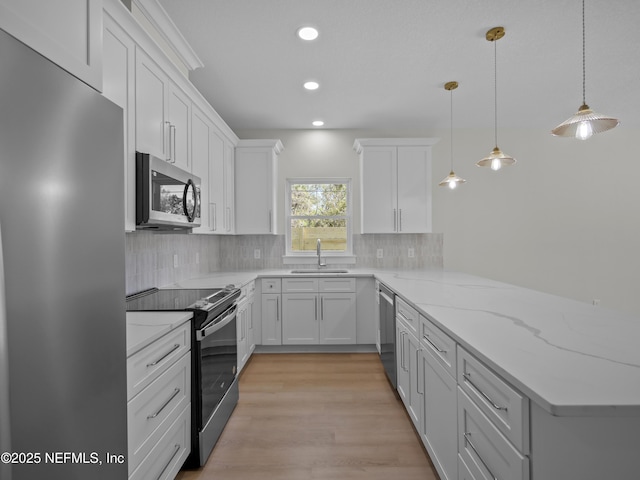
left=0, top=29, right=127, bottom=480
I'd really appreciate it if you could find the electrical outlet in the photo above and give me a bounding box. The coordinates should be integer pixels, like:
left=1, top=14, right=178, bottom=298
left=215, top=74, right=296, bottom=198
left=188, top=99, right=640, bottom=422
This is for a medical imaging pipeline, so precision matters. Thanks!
left=408, top=248, right=415, bottom=258
left=173, top=254, right=179, bottom=268
left=592, top=299, right=600, bottom=306
left=254, top=249, right=261, bottom=259
left=376, top=248, right=383, bottom=259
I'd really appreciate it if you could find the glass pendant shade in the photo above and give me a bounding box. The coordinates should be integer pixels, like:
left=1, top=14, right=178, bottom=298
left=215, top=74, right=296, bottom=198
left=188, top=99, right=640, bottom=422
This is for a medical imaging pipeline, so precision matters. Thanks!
left=476, top=146, right=516, bottom=171
left=551, top=104, right=619, bottom=139
left=439, top=171, right=466, bottom=189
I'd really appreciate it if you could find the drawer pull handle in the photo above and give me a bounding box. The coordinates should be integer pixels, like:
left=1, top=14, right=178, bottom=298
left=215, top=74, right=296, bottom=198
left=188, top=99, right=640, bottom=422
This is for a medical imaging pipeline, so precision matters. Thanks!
left=147, top=388, right=181, bottom=419
left=157, top=443, right=181, bottom=480
left=463, top=373, right=508, bottom=411
left=464, top=432, right=498, bottom=480
left=146, top=344, right=181, bottom=367
left=422, top=334, right=447, bottom=354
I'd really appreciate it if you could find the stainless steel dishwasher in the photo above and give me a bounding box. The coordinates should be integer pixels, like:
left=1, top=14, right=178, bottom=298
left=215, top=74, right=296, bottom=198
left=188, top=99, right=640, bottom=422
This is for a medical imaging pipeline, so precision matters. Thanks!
left=378, top=283, right=396, bottom=388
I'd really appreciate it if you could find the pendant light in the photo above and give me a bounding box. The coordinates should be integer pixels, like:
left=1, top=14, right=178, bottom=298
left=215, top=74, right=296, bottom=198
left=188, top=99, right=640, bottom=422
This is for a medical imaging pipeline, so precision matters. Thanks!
left=551, top=0, right=619, bottom=139
left=476, top=26, right=516, bottom=171
left=439, top=81, right=466, bottom=189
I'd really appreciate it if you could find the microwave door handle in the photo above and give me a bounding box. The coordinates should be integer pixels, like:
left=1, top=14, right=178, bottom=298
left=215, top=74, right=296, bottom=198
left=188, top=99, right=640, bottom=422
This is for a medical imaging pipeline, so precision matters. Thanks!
left=183, top=179, right=196, bottom=222
left=197, top=304, right=238, bottom=340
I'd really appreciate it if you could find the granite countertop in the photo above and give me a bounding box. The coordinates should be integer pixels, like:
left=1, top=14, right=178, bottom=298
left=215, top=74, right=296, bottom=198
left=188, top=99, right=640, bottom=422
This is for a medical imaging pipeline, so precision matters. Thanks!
left=126, top=311, right=193, bottom=357
left=161, top=268, right=640, bottom=417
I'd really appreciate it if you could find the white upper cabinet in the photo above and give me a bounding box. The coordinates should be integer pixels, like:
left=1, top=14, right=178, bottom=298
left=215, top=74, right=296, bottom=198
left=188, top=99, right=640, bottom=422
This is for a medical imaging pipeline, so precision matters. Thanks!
left=235, top=140, right=283, bottom=235
left=135, top=47, right=191, bottom=171
left=355, top=138, right=438, bottom=234
left=103, top=4, right=136, bottom=231
left=191, top=105, right=212, bottom=233
left=0, top=0, right=102, bottom=90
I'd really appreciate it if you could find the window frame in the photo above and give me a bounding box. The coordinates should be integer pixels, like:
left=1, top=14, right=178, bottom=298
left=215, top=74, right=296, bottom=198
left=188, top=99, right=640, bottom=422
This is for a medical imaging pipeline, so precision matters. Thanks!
left=284, top=177, right=353, bottom=259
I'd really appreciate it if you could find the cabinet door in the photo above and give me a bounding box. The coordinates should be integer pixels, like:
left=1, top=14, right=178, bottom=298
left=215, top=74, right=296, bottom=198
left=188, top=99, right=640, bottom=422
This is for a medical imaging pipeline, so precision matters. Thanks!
left=191, top=106, right=211, bottom=233
left=421, top=348, right=458, bottom=480
left=207, top=129, right=225, bottom=233
left=282, top=294, right=319, bottom=344
left=319, top=293, right=356, bottom=344
left=167, top=82, right=191, bottom=170
left=135, top=48, right=167, bottom=159
left=396, top=323, right=410, bottom=403
left=360, top=146, right=397, bottom=233
left=0, top=0, right=102, bottom=90
left=103, top=12, right=135, bottom=231
left=237, top=299, right=249, bottom=372
left=396, top=146, right=432, bottom=233
left=261, top=294, right=281, bottom=345
left=235, top=148, right=274, bottom=234
left=405, top=330, right=422, bottom=430
left=247, top=295, right=255, bottom=354
left=223, top=141, right=235, bottom=233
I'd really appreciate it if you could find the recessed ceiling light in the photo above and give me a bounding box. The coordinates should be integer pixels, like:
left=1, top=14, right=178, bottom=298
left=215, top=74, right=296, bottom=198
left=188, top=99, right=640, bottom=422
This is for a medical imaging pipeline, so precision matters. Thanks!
left=297, top=26, right=319, bottom=41
left=303, top=81, right=319, bottom=90
left=312, top=120, right=324, bottom=127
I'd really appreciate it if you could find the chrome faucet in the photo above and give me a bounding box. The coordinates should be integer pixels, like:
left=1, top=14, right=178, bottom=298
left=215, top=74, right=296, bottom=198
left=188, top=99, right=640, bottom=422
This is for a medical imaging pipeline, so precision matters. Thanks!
left=316, top=238, right=326, bottom=268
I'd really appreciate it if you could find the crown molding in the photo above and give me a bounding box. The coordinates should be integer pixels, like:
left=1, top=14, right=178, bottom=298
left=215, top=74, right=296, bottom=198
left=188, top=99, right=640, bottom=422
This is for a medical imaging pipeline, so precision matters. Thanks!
left=131, top=0, right=204, bottom=71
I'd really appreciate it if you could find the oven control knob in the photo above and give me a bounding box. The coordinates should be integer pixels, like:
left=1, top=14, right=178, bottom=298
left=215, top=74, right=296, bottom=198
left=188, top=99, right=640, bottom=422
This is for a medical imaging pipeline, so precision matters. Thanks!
left=193, top=299, right=209, bottom=308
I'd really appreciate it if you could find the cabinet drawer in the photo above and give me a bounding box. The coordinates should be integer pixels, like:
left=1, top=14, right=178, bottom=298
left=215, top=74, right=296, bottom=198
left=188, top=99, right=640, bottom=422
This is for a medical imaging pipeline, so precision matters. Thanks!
left=128, top=352, right=190, bottom=474
left=396, top=296, right=419, bottom=335
left=127, top=321, right=190, bottom=400
left=318, top=277, right=356, bottom=292
left=262, top=278, right=281, bottom=293
left=458, top=347, right=529, bottom=453
left=419, top=314, right=456, bottom=379
left=458, top=388, right=529, bottom=480
left=283, top=277, right=319, bottom=293
left=130, top=403, right=191, bottom=480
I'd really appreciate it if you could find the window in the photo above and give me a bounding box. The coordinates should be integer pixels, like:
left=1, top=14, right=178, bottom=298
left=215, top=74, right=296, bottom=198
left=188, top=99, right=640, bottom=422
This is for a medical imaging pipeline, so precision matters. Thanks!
left=285, top=179, right=352, bottom=256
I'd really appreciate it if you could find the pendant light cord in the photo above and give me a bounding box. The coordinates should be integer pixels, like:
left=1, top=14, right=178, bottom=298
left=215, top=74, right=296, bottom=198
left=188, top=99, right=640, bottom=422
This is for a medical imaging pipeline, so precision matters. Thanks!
left=582, top=0, right=586, bottom=105
left=493, top=38, right=498, bottom=148
left=450, top=87, right=454, bottom=170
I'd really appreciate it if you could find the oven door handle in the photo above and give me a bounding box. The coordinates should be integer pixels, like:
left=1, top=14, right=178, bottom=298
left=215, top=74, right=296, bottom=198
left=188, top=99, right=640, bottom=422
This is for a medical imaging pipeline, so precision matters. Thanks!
left=197, top=304, right=238, bottom=340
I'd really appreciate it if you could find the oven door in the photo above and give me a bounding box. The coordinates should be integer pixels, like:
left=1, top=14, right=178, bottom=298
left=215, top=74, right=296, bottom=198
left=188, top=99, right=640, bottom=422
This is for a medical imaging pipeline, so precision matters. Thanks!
left=196, top=304, right=238, bottom=427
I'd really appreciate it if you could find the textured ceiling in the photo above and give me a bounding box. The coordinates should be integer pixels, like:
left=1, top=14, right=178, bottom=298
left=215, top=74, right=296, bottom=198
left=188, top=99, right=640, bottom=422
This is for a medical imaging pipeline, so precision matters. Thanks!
left=158, top=0, right=640, bottom=132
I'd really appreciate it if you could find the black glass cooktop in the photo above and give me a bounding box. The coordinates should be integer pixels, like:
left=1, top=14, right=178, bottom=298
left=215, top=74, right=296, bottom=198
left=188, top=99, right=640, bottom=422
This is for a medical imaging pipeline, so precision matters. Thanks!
left=126, top=288, right=221, bottom=312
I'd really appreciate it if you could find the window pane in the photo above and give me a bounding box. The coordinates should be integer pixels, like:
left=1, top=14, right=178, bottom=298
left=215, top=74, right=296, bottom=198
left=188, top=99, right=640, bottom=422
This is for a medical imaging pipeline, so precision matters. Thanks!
left=290, top=183, right=347, bottom=216
left=290, top=219, right=347, bottom=252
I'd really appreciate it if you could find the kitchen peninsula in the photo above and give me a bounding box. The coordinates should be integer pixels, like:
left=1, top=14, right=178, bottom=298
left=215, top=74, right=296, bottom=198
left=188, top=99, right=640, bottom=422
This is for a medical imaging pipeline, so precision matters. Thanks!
left=164, top=268, right=640, bottom=480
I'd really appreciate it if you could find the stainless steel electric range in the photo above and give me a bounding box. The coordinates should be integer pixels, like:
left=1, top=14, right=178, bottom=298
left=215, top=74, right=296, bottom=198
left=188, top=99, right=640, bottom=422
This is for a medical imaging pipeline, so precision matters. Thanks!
left=126, top=286, right=241, bottom=468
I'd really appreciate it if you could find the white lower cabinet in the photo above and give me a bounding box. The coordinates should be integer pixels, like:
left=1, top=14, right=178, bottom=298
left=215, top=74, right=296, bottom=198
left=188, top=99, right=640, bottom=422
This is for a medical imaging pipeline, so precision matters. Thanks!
left=127, top=319, right=191, bottom=480
left=281, top=277, right=356, bottom=345
left=396, top=306, right=422, bottom=431
left=420, top=343, right=457, bottom=480
left=237, top=281, right=256, bottom=372
left=261, top=278, right=282, bottom=345
left=458, top=388, right=529, bottom=480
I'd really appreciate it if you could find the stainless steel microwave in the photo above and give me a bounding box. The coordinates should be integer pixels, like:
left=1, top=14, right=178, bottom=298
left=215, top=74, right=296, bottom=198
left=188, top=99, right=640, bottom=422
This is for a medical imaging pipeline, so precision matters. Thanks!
left=136, top=152, right=201, bottom=230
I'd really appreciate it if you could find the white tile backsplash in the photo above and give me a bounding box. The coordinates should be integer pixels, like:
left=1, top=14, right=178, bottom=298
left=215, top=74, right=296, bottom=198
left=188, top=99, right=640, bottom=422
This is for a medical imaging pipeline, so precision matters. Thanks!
left=125, top=232, right=443, bottom=294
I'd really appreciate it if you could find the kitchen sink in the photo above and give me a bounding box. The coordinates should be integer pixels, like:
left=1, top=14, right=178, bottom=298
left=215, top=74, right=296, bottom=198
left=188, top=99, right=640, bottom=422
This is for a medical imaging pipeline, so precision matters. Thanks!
left=290, top=269, right=350, bottom=274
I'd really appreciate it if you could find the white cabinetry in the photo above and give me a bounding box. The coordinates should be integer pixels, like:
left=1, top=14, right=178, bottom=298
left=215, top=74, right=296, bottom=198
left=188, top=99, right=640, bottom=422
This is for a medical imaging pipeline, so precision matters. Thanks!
left=126, top=319, right=191, bottom=480
left=281, top=277, right=356, bottom=345
left=395, top=298, right=422, bottom=431
left=237, top=281, right=256, bottom=373
left=234, top=139, right=283, bottom=234
left=0, top=0, right=102, bottom=90
left=135, top=48, right=191, bottom=170
left=457, top=347, right=530, bottom=480
left=354, top=138, right=438, bottom=234
left=261, top=278, right=282, bottom=345
left=102, top=5, right=136, bottom=231
left=419, top=314, right=457, bottom=480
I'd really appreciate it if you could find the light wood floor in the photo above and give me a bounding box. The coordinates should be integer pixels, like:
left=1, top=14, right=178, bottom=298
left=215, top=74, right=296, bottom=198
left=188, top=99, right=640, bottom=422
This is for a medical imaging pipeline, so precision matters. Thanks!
left=176, top=353, right=439, bottom=480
